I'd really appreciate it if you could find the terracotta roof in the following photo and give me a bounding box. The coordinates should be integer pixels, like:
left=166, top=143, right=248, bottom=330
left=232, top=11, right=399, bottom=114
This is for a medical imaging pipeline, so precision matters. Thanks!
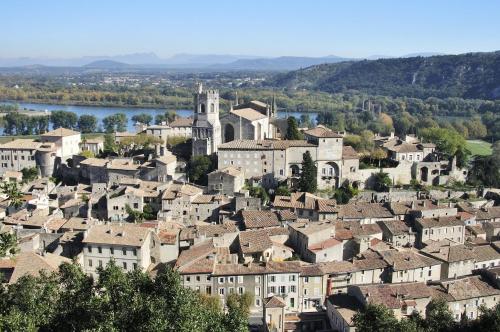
left=357, top=282, right=432, bottom=309
left=378, top=220, right=411, bottom=236
left=175, top=240, right=216, bottom=274
left=387, top=143, right=421, bottom=153
left=289, top=220, right=335, bottom=236
left=477, top=207, right=500, bottom=221
left=379, top=249, right=441, bottom=271
left=320, top=260, right=358, bottom=274
left=472, top=245, right=500, bottom=262
left=431, top=276, right=500, bottom=302
left=342, top=146, right=359, bottom=160
left=82, top=224, right=152, bottom=247
left=242, top=210, right=280, bottom=229
left=230, top=108, right=267, bottom=121
left=169, top=116, right=194, bottom=127
left=9, top=252, right=71, bottom=283
left=336, top=221, right=382, bottom=238
left=162, top=183, right=203, bottom=200
left=421, top=241, right=476, bottom=262
left=299, top=263, right=324, bottom=276
left=196, top=222, right=238, bottom=238
left=158, top=230, right=178, bottom=245
left=304, top=126, right=343, bottom=138
left=41, top=127, right=80, bottom=137
left=238, top=229, right=273, bottom=254
left=0, top=139, right=41, bottom=150
left=218, top=139, right=315, bottom=150
left=265, top=296, right=287, bottom=308
left=338, top=202, right=394, bottom=220
left=416, top=215, right=465, bottom=228
left=273, top=192, right=337, bottom=212
left=308, top=237, right=342, bottom=252
left=208, top=166, right=243, bottom=177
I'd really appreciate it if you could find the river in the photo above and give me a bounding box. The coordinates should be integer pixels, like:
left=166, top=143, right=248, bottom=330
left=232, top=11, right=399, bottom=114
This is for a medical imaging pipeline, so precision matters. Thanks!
left=0, top=101, right=318, bottom=132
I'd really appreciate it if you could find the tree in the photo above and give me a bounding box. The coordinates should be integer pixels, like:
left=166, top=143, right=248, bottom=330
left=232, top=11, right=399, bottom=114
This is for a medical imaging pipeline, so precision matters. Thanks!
left=249, top=186, right=269, bottom=205
left=299, top=151, right=317, bottom=193
left=224, top=293, right=253, bottom=332
left=77, top=115, right=98, bottom=133
left=371, top=148, right=388, bottom=167
left=419, top=127, right=466, bottom=156
left=187, top=155, right=214, bottom=185
left=1, top=182, right=23, bottom=209
left=299, top=114, right=313, bottom=128
left=275, top=185, right=291, bottom=196
left=118, top=134, right=162, bottom=157
left=285, top=116, right=303, bottom=140
left=131, top=113, right=153, bottom=126
left=475, top=302, right=500, bottom=331
left=424, top=299, right=456, bottom=332
left=333, top=184, right=358, bottom=204
left=103, top=134, right=118, bottom=155
left=50, top=110, right=78, bottom=129
left=102, top=113, right=127, bottom=133
left=353, top=303, right=399, bottom=332
left=21, top=167, right=38, bottom=182
left=372, top=170, right=392, bottom=192
left=465, top=118, right=487, bottom=139
left=79, top=150, right=95, bottom=158
left=155, top=111, right=177, bottom=125
left=0, top=232, right=18, bottom=257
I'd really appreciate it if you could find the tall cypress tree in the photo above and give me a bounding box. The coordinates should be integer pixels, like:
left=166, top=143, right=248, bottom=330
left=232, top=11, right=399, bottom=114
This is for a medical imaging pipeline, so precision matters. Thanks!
left=286, top=117, right=302, bottom=140
left=299, top=151, right=317, bottom=193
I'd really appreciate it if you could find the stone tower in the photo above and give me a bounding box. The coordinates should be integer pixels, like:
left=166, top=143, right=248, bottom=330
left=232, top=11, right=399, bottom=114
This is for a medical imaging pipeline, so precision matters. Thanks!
left=192, top=83, right=222, bottom=156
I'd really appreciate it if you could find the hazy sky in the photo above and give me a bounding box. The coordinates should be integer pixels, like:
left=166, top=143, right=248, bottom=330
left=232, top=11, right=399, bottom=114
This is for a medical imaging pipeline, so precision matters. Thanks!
left=1, top=0, right=499, bottom=58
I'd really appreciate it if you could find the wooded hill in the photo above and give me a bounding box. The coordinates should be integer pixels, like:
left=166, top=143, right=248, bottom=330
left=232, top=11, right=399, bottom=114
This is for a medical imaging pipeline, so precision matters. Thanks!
left=268, top=51, right=500, bottom=100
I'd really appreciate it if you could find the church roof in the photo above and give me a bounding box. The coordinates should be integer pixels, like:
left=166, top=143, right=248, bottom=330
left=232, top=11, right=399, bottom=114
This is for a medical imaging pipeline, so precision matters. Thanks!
left=230, top=108, right=267, bottom=121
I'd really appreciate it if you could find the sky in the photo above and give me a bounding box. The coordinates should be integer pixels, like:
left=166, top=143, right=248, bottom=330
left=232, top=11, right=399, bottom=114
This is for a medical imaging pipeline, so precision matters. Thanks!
left=1, top=0, right=499, bottom=58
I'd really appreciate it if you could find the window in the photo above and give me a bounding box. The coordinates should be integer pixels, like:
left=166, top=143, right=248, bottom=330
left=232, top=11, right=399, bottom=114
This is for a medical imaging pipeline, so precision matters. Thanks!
left=206, top=286, right=212, bottom=295
left=268, top=286, right=276, bottom=294
left=290, top=298, right=295, bottom=308
left=229, top=287, right=235, bottom=294
left=237, top=276, right=243, bottom=283
left=289, top=275, right=296, bottom=282
left=238, top=287, right=244, bottom=294
left=290, top=285, right=296, bottom=293
left=270, top=276, right=276, bottom=282
left=133, top=249, right=137, bottom=256
left=98, top=260, right=103, bottom=268
left=133, top=203, right=138, bottom=209
left=88, top=259, right=93, bottom=267
left=88, top=246, right=92, bottom=253
left=279, top=286, right=286, bottom=294
left=219, top=277, right=225, bottom=284
left=123, top=262, right=127, bottom=270
left=255, top=276, right=261, bottom=283
left=304, top=277, right=309, bottom=283
left=255, top=286, right=261, bottom=296
left=122, top=248, right=127, bottom=255
left=98, top=247, right=102, bottom=254
left=186, top=276, right=191, bottom=282
left=255, top=298, right=261, bottom=307
left=110, top=248, right=114, bottom=255
left=219, top=288, right=225, bottom=296
left=196, top=276, right=201, bottom=282
left=304, top=288, right=308, bottom=295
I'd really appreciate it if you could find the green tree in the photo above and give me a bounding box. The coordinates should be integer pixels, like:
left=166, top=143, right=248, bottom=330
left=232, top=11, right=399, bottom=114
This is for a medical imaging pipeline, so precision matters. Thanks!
left=131, top=113, right=153, bottom=125
left=187, top=155, right=214, bottom=185
left=79, top=150, right=95, bottom=158
left=333, top=184, right=358, bottom=204
left=102, top=113, right=127, bottom=133
left=419, top=127, right=466, bottom=156
left=424, top=299, right=456, bottom=332
left=50, top=110, right=78, bottom=129
left=353, top=303, right=399, bottom=332
left=275, top=185, right=291, bottom=196
left=249, top=186, right=269, bottom=205
left=224, top=293, right=253, bottom=332
left=1, top=182, right=23, bottom=209
left=371, top=148, right=388, bottom=167
left=299, top=151, right=317, bottom=193
left=21, top=167, right=38, bottom=182
left=125, top=204, right=144, bottom=223
left=77, top=114, right=98, bottom=133
left=285, top=116, right=303, bottom=140
left=155, top=110, right=177, bottom=125
left=372, top=170, right=392, bottom=192
left=0, top=232, right=18, bottom=257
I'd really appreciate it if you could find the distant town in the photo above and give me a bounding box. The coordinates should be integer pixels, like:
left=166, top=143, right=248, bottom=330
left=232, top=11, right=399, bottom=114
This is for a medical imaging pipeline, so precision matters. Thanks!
left=0, top=77, right=499, bottom=332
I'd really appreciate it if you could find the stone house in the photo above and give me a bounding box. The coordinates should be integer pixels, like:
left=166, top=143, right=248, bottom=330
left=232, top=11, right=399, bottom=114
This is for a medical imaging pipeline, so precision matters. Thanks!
left=106, top=186, right=144, bottom=222
left=159, top=182, right=204, bottom=224
left=430, top=276, right=500, bottom=321
left=476, top=206, right=500, bottom=224
left=79, top=137, right=104, bottom=156
left=483, top=222, right=500, bottom=241
left=348, top=282, right=433, bottom=320
left=190, top=194, right=230, bottom=223
left=236, top=229, right=292, bottom=263
left=82, top=223, right=161, bottom=277
left=299, top=264, right=328, bottom=312
left=377, top=220, right=416, bottom=247
left=263, top=296, right=286, bottom=332
left=420, top=240, right=476, bottom=279
left=337, top=202, right=395, bottom=225
left=378, top=249, right=442, bottom=283
left=263, top=261, right=302, bottom=311
left=288, top=221, right=342, bottom=263
left=0, top=139, right=41, bottom=175
left=241, top=210, right=281, bottom=230
left=326, top=294, right=360, bottom=332
left=207, top=166, right=245, bottom=196
left=413, top=215, right=466, bottom=247
left=40, top=127, right=81, bottom=160
left=272, top=192, right=337, bottom=221
left=472, top=244, right=500, bottom=269
left=320, top=261, right=358, bottom=295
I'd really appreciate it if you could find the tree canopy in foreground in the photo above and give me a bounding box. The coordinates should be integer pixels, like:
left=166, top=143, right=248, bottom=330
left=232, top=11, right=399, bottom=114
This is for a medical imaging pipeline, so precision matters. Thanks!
left=0, top=261, right=250, bottom=331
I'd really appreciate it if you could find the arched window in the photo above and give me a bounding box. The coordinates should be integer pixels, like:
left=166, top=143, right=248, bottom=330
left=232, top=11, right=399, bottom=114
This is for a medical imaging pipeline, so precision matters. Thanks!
left=200, top=103, right=206, bottom=113
left=210, top=103, right=215, bottom=113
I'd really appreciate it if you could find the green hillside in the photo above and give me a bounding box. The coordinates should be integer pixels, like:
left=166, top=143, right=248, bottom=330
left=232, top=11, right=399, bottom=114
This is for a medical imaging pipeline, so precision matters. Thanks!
left=268, top=51, right=500, bottom=100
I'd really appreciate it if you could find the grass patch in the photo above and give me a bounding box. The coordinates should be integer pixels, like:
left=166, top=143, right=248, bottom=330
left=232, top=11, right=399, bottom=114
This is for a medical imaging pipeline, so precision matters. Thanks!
left=466, top=140, right=492, bottom=156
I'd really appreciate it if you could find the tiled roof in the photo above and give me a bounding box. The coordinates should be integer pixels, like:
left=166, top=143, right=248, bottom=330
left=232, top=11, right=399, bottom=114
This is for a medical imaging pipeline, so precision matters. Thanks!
left=175, top=240, right=215, bottom=273
left=377, top=220, right=411, bottom=236
left=379, top=249, right=441, bottom=271
left=273, top=192, right=337, bottom=212
left=357, top=283, right=432, bottom=309
left=82, top=224, right=152, bottom=247
left=218, top=139, right=315, bottom=150
left=338, top=202, right=394, bottom=219
left=335, top=221, right=382, bottom=238
left=169, top=116, right=194, bottom=127
left=416, top=215, right=465, bottom=228
left=421, top=241, right=476, bottom=262
left=230, top=108, right=268, bottom=121
left=472, top=245, right=500, bottom=262
left=431, top=276, right=500, bottom=302
left=308, top=237, right=342, bottom=252
left=41, top=127, right=80, bottom=137
left=196, top=222, right=238, bottom=238
left=9, top=252, right=71, bottom=284
left=242, top=210, right=280, bottom=229
left=0, top=139, right=42, bottom=150
left=387, top=143, right=421, bottom=153
left=342, top=146, right=359, bottom=159
left=304, top=126, right=343, bottom=138
left=319, top=260, right=358, bottom=274
left=299, top=263, right=324, bottom=276
left=289, top=220, right=335, bottom=236
left=161, top=183, right=203, bottom=200
left=477, top=207, right=500, bottom=220
left=158, top=230, right=178, bottom=245
left=208, top=166, right=243, bottom=177
left=265, top=296, right=287, bottom=308
left=238, top=229, right=273, bottom=254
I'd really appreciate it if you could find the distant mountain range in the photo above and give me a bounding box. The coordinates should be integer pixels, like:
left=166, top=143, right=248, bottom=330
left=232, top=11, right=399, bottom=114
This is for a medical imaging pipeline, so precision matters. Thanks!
left=0, top=52, right=449, bottom=71
left=267, top=51, right=500, bottom=100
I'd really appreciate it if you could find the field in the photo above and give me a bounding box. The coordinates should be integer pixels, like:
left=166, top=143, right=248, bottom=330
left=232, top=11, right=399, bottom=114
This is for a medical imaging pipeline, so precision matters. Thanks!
left=466, top=139, right=492, bottom=156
